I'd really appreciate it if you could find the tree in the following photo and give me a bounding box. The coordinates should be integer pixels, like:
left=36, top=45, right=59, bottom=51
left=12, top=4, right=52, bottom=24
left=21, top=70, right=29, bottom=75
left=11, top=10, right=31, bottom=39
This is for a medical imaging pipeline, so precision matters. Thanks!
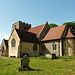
left=49, top=23, right=58, bottom=28
left=71, top=25, right=75, bottom=35
left=63, top=22, right=75, bottom=29
left=63, top=22, right=75, bottom=35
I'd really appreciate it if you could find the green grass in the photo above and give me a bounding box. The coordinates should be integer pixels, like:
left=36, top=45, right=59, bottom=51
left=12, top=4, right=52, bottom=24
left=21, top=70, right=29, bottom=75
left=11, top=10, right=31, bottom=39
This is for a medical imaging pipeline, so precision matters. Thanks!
left=57, top=55, right=75, bottom=59
left=0, top=57, right=75, bottom=75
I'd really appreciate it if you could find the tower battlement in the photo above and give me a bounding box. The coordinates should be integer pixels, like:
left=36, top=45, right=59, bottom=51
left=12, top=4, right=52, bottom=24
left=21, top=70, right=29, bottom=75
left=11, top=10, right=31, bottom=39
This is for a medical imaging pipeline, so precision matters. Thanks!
left=12, top=21, right=31, bottom=31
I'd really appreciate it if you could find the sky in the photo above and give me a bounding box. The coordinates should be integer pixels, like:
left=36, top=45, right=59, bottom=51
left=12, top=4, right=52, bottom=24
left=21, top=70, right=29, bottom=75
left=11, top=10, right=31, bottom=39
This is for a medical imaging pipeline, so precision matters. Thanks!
left=0, top=0, right=75, bottom=44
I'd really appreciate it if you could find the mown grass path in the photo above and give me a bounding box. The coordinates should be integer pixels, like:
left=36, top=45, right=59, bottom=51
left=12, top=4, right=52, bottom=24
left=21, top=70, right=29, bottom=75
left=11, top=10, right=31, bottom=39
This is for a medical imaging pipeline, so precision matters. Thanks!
left=0, top=57, right=75, bottom=75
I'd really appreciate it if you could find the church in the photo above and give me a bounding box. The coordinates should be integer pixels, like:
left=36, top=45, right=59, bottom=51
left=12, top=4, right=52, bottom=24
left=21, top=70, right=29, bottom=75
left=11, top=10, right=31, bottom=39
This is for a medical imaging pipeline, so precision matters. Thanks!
left=1, top=21, right=75, bottom=58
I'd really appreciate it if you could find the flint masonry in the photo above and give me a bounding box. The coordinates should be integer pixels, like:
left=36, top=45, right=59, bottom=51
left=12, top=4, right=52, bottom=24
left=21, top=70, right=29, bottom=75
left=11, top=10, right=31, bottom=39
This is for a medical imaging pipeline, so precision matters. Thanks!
left=1, top=21, right=75, bottom=57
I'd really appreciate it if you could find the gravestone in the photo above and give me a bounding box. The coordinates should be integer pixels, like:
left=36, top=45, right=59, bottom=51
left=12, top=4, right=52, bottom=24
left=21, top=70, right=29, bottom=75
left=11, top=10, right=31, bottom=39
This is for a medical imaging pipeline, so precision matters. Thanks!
left=21, top=55, right=30, bottom=68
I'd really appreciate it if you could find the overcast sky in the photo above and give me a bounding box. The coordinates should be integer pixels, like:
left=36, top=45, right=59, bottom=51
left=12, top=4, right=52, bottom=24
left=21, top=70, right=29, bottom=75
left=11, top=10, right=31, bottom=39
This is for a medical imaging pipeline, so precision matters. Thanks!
left=0, top=0, right=75, bottom=44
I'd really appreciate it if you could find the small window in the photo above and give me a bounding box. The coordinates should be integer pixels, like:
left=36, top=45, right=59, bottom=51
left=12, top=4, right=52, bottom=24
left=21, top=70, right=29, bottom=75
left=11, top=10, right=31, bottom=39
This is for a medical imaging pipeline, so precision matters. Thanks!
left=53, top=44, right=55, bottom=50
left=55, top=44, right=57, bottom=50
left=65, top=42, right=66, bottom=47
left=33, top=44, right=37, bottom=51
left=11, top=38, right=16, bottom=47
left=53, top=44, right=57, bottom=50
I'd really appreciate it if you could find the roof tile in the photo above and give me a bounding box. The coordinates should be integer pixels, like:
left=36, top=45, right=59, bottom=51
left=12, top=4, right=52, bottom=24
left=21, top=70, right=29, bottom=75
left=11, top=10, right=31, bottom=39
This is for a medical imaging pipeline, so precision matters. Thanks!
left=28, top=24, right=45, bottom=37
left=16, top=29, right=39, bottom=43
left=65, top=29, right=75, bottom=38
left=42, top=25, right=66, bottom=41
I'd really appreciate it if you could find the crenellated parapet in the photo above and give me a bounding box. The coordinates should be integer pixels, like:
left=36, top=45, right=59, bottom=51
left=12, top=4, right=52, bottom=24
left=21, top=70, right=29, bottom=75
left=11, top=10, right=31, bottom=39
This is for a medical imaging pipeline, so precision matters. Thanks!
left=12, top=21, right=31, bottom=32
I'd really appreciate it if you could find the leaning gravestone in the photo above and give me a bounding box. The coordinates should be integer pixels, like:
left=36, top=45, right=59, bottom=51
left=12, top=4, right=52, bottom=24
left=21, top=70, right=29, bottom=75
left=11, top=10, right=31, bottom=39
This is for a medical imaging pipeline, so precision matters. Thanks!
left=21, top=55, right=30, bottom=68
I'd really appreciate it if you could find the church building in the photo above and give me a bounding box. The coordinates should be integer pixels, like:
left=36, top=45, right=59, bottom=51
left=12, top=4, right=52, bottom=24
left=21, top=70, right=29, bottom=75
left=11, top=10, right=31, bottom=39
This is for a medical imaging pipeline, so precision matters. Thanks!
left=3, top=21, right=75, bottom=57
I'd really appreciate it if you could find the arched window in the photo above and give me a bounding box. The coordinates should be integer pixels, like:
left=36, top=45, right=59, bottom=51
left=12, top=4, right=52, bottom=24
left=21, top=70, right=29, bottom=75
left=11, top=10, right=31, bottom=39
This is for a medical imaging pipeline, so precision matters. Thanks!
left=11, top=38, right=16, bottom=47
left=33, top=44, right=37, bottom=51
left=53, top=44, right=55, bottom=50
left=53, top=44, right=57, bottom=50
left=55, top=44, right=57, bottom=50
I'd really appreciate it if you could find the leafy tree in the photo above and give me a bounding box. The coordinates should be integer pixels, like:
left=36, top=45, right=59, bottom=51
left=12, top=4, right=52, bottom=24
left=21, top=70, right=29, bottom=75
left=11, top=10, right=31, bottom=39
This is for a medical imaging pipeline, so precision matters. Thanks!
left=71, top=25, right=75, bottom=35
left=63, top=22, right=75, bottom=35
left=63, top=22, right=75, bottom=29
left=49, top=23, right=58, bottom=28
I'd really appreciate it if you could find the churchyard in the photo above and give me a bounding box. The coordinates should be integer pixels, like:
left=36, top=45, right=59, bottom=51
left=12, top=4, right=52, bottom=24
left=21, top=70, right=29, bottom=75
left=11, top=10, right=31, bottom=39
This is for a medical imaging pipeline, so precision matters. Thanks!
left=0, top=56, right=75, bottom=75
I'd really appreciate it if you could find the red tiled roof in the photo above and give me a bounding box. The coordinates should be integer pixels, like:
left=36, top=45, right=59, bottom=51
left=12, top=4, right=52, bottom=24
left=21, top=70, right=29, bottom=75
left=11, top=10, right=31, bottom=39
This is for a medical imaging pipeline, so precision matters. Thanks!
left=65, top=29, right=75, bottom=38
left=42, top=25, right=66, bottom=41
left=28, top=24, right=45, bottom=37
left=16, top=29, right=39, bottom=43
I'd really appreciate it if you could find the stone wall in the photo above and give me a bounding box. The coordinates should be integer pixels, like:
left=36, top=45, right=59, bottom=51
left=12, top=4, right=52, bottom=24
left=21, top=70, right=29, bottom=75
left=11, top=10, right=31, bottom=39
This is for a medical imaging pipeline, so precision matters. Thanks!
left=40, top=40, right=60, bottom=56
left=9, top=29, right=20, bottom=57
left=9, top=29, right=40, bottom=58
left=63, top=38, right=75, bottom=56
left=0, top=39, right=8, bottom=56
left=12, top=21, right=31, bottom=32
left=21, top=42, right=39, bottom=57
left=1, top=39, right=6, bottom=51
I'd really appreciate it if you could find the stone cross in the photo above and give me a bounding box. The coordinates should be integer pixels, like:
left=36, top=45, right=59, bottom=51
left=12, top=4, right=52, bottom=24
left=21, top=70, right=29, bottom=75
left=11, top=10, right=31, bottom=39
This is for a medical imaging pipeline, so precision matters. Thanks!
left=21, top=55, right=30, bottom=68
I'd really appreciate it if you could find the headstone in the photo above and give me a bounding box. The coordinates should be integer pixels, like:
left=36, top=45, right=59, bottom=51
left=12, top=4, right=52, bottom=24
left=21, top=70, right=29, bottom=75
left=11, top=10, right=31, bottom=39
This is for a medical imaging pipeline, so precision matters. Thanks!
left=21, top=55, right=30, bottom=68
left=45, top=53, right=56, bottom=59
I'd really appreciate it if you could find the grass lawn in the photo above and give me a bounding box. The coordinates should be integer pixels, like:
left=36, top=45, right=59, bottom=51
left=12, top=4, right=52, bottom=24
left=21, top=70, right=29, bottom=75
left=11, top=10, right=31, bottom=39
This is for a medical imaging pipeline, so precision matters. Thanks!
left=0, top=57, right=75, bottom=75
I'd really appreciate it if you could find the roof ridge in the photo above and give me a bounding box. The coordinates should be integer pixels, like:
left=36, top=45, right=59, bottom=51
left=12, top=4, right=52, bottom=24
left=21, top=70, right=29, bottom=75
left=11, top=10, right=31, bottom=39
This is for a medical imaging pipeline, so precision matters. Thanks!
left=65, top=28, right=75, bottom=38
left=50, top=25, right=66, bottom=29
left=30, top=24, right=45, bottom=29
left=15, top=28, right=39, bottom=43
left=42, top=25, right=66, bottom=41
left=15, top=29, right=37, bottom=35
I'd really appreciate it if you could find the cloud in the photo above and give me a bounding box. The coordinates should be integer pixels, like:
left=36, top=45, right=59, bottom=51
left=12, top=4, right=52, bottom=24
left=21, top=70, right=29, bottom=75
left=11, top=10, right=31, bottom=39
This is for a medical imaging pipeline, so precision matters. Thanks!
left=0, top=33, right=10, bottom=45
left=1, top=33, right=10, bottom=39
